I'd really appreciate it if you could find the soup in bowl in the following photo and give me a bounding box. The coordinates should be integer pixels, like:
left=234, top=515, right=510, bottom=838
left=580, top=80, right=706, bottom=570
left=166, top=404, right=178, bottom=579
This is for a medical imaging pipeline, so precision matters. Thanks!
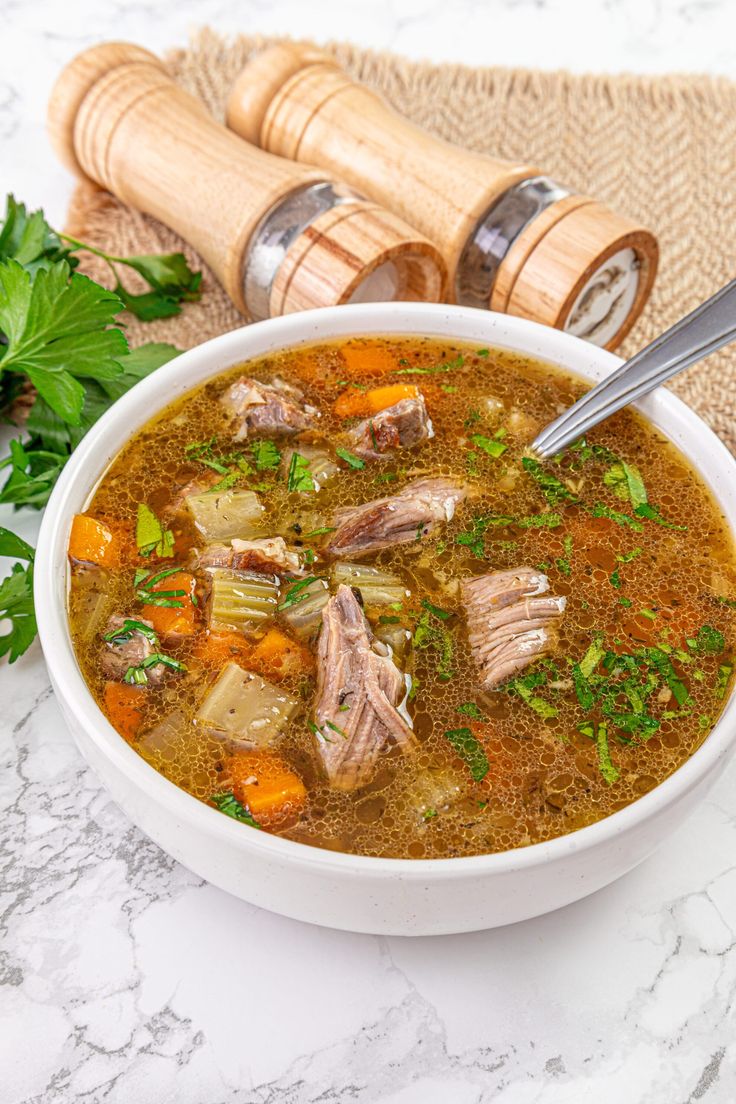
left=35, top=304, right=736, bottom=934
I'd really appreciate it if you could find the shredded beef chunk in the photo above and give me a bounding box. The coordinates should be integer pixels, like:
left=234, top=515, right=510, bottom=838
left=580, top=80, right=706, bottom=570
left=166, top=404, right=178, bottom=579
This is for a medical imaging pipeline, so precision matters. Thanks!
left=461, top=569, right=566, bottom=690
left=221, top=375, right=318, bottom=440
left=195, top=537, right=303, bottom=576
left=100, top=614, right=167, bottom=685
left=346, top=395, right=433, bottom=460
left=312, top=585, right=414, bottom=791
left=325, top=477, right=466, bottom=558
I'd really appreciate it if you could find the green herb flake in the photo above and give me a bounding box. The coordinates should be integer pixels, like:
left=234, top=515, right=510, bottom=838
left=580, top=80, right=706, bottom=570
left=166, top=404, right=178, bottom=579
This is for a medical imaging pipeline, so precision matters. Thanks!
left=634, top=503, right=688, bottom=531
left=595, top=721, right=620, bottom=784
left=603, top=460, right=648, bottom=510
left=394, top=354, right=464, bottom=376
left=457, top=701, right=485, bottom=721
left=136, top=503, right=174, bottom=558
left=287, top=451, right=316, bottom=493
left=445, top=727, right=489, bottom=781
left=716, top=663, right=733, bottom=699
left=251, top=439, right=281, bottom=471
left=210, top=792, right=260, bottom=828
left=278, top=575, right=325, bottom=611
left=470, top=433, right=507, bottom=459
left=590, top=503, right=643, bottom=531
left=687, top=624, right=725, bottom=654
left=335, top=447, right=365, bottom=470
left=522, top=457, right=578, bottom=506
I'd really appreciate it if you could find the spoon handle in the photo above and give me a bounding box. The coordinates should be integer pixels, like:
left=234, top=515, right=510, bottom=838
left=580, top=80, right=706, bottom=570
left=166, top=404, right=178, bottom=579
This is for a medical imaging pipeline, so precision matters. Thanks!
left=532, top=277, right=736, bottom=458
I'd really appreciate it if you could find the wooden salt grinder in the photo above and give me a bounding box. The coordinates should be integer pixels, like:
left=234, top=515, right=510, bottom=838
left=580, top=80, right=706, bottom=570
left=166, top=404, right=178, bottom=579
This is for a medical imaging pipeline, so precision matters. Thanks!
left=228, top=45, right=659, bottom=348
left=47, top=42, right=446, bottom=319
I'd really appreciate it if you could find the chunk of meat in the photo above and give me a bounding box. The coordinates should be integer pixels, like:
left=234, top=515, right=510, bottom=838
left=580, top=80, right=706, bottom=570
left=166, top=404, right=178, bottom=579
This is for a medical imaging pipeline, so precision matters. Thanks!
left=221, top=375, right=318, bottom=440
left=100, top=614, right=167, bottom=686
left=461, top=569, right=566, bottom=690
left=194, top=537, right=303, bottom=576
left=346, top=395, right=433, bottom=460
left=313, top=585, right=414, bottom=791
left=325, top=477, right=467, bottom=558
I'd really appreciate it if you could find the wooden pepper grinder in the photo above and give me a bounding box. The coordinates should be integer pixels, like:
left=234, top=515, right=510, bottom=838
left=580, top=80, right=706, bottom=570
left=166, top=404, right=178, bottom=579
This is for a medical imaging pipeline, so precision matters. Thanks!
left=228, top=44, right=659, bottom=349
left=47, top=43, right=446, bottom=319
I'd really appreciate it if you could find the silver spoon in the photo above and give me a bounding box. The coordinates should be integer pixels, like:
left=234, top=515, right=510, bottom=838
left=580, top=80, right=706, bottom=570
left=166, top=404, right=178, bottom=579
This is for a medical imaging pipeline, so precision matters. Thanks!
left=531, top=277, right=736, bottom=459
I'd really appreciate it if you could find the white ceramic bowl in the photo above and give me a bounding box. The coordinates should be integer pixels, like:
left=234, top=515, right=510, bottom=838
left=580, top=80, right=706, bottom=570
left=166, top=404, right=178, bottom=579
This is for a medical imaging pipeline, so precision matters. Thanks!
left=35, top=303, right=736, bottom=935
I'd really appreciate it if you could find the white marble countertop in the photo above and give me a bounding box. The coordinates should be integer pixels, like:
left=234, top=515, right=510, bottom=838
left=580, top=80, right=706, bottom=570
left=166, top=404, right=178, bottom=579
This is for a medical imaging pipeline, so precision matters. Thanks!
left=3, top=2, right=736, bottom=1101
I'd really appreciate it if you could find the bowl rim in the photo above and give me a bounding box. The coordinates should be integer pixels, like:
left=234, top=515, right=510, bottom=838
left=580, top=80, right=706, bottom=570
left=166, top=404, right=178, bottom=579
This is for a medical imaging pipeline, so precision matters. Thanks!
left=35, top=302, right=736, bottom=879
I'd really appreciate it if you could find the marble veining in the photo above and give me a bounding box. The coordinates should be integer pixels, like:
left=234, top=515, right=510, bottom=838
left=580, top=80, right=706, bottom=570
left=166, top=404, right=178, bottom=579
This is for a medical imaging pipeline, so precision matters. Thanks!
left=3, top=0, right=736, bottom=1100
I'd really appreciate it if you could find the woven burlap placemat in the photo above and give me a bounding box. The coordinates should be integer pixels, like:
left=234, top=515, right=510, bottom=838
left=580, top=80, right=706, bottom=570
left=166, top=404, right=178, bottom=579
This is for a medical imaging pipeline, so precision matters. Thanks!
left=66, top=28, right=736, bottom=449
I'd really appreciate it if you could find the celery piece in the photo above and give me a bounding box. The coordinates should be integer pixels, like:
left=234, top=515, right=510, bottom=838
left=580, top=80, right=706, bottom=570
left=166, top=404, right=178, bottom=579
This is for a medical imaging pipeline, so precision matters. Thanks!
left=186, top=489, right=264, bottom=541
left=208, top=569, right=278, bottom=633
left=195, top=662, right=298, bottom=745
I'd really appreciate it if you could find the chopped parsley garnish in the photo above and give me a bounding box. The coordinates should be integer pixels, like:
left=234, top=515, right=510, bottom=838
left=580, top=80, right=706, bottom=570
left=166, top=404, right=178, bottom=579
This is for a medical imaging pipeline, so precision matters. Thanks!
left=420, top=597, right=451, bottom=620
left=619, top=596, right=633, bottom=607
left=103, top=618, right=158, bottom=645
left=603, top=460, right=648, bottom=510
left=307, top=718, right=333, bottom=743
left=522, top=457, right=578, bottom=506
left=686, top=624, right=725, bottom=654
left=251, top=439, right=281, bottom=471
left=335, top=446, right=366, bottom=470
left=469, top=432, right=507, bottom=459
left=508, top=669, right=558, bottom=719
left=394, top=354, right=464, bottom=376
left=579, top=721, right=619, bottom=784
left=324, top=720, right=347, bottom=738
left=413, top=605, right=454, bottom=679
left=609, top=568, right=622, bottom=589
left=589, top=503, right=643, bottom=531
left=457, top=701, right=485, bottom=721
left=716, top=663, right=733, bottom=699
left=422, top=808, right=438, bottom=820
left=303, top=526, right=336, bottom=538
left=455, top=515, right=491, bottom=559
left=555, top=533, right=574, bottom=576
left=287, top=451, right=316, bottom=493
left=210, top=792, right=260, bottom=828
left=445, top=727, right=489, bottom=781
left=136, top=503, right=174, bottom=558
left=123, top=651, right=186, bottom=685
left=634, top=502, right=687, bottom=530
left=278, top=576, right=324, bottom=611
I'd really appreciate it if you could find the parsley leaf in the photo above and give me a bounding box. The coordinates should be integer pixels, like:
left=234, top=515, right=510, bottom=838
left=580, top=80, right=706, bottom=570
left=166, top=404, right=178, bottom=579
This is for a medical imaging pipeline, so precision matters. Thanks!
left=634, top=502, right=688, bottom=531
left=335, top=447, right=365, bottom=470
left=522, top=457, right=578, bottom=506
left=251, top=439, right=281, bottom=471
left=0, top=260, right=128, bottom=424
left=469, top=432, right=507, bottom=459
left=0, top=560, right=36, bottom=662
left=0, top=195, right=75, bottom=274
left=210, top=791, right=260, bottom=828
left=136, top=503, right=174, bottom=558
left=445, top=727, right=489, bottom=781
left=603, top=460, right=648, bottom=509
left=287, top=451, right=316, bottom=493
left=687, top=624, right=725, bottom=654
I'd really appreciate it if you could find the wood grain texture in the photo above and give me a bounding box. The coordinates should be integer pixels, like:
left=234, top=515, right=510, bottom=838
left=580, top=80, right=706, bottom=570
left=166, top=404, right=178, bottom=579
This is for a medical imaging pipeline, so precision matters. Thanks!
left=48, top=42, right=446, bottom=316
left=227, top=42, right=658, bottom=345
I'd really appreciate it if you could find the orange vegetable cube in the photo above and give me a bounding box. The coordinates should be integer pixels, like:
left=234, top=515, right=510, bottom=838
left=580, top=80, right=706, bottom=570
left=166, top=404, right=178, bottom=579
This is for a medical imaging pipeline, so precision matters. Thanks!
left=68, top=514, right=119, bottom=568
left=227, top=750, right=307, bottom=826
left=140, top=571, right=198, bottom=637
left=251, top=627, right=315, bottom=679
left=193, top=630, right=253, bottom=668
left=334, top=382, right=419, bottom=418
left=103, top=682, right=144, bottom=741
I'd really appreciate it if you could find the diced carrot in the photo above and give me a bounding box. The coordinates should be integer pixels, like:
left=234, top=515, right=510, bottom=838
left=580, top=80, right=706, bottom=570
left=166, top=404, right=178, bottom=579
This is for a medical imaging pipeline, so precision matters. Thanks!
left=251, top=627, right=315, bottom=679
left=227, top=750, right=307, bottom=826
left=140, top=571, right=198, bottom=637
left=334, top=382, right=419, bottom=418
left=193, top=630, right=253, bottom=668
left=103, top=682, right=144, bottom=741
left=68, top=514, right=119, bottom=568
left=341, top=343, right=399, bottom=379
